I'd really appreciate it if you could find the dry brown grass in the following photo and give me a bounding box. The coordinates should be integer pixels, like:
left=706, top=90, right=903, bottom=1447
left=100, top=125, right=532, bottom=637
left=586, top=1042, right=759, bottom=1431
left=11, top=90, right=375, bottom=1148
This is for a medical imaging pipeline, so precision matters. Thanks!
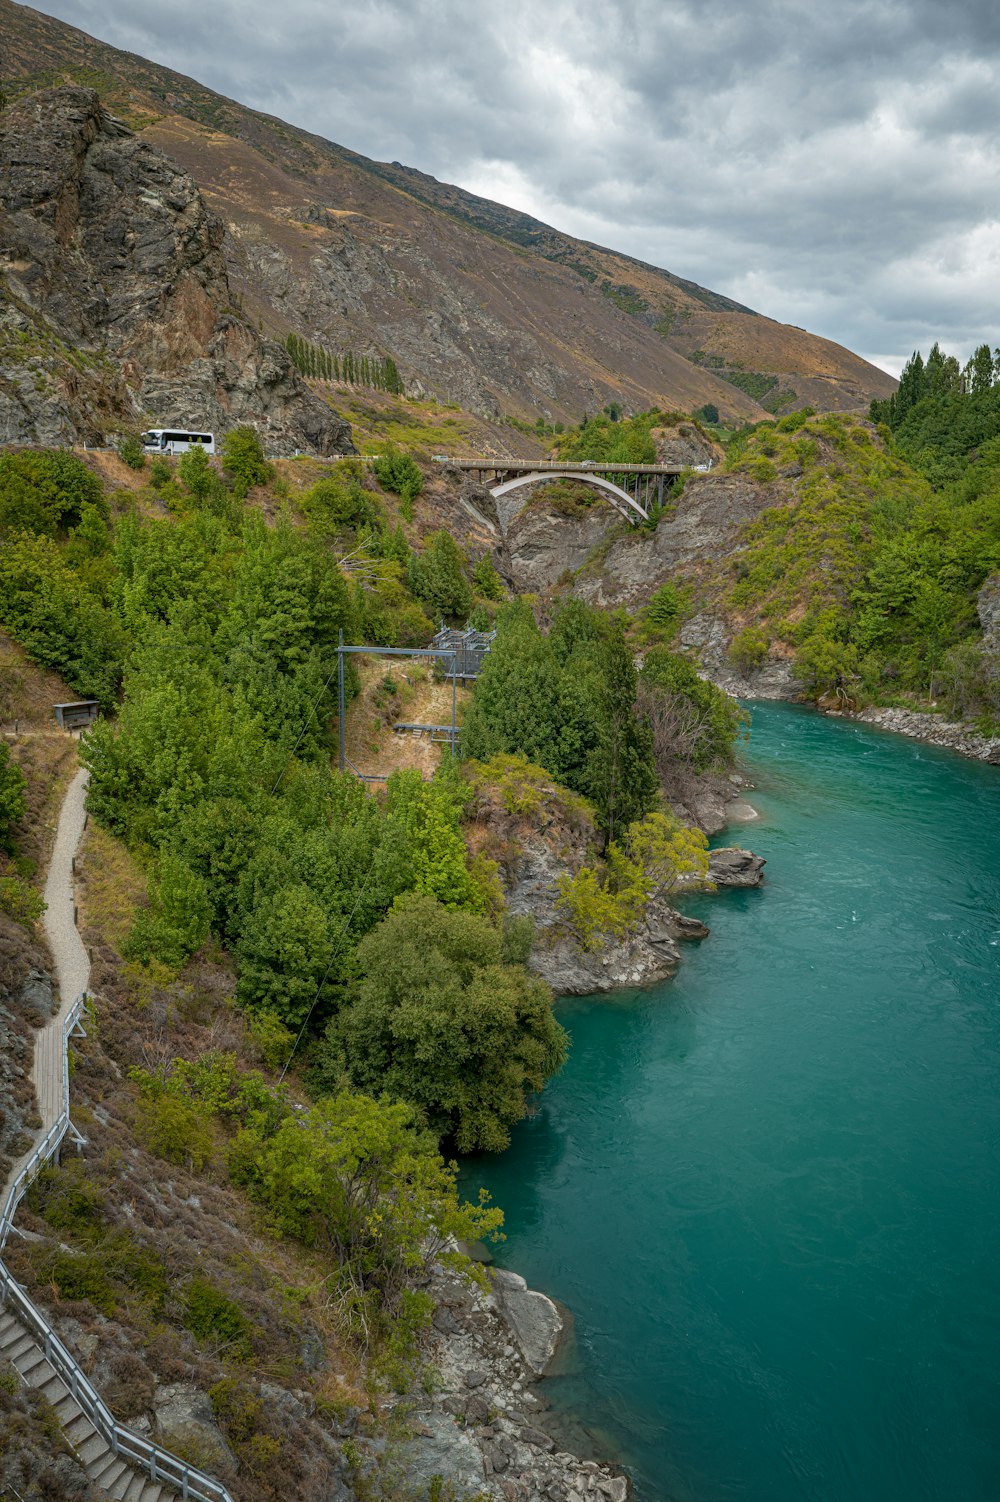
left=0, top=632, right=75, bottom=728
left=75, top=824, right=148, bottom=957
left=343, top=655, right=471, bottom=781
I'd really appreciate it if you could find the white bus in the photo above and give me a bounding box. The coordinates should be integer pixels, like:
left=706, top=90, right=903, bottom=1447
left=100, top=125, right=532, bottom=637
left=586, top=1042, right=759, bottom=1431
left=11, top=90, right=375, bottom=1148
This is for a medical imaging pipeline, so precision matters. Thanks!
left=142, top=429, right=215, bottom=455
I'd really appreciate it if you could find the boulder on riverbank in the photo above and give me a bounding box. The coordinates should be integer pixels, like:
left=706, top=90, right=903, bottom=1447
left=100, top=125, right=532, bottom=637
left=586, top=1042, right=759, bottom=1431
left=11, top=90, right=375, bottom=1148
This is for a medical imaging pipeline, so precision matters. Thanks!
left=408, top=1256, right=633, bottom=1501
left=707, top=847, right=767, bottom=887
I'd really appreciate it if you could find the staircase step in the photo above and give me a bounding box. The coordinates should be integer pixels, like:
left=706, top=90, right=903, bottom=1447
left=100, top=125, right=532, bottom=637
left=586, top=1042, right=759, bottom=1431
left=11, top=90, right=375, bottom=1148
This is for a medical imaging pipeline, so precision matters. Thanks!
left=120, top=1474, right=151, bottom=1502
left=52, top=1389, right=83, bottom=1423
left=65, top=1409, right=98, bottom=1444
left=4, top=1331, right=39, bottom=1365
left=0, top=1311, right=21, bottom=1344
left=16, top=1348, right=53, bottom=1384
left=137, top=1483, right=168, bottom=1502
left=88, top=1455, right=130, bottom=1492
left=38, top=1370, right=69, bottom=1404
left=74, top=1429, right=109, bottom=1466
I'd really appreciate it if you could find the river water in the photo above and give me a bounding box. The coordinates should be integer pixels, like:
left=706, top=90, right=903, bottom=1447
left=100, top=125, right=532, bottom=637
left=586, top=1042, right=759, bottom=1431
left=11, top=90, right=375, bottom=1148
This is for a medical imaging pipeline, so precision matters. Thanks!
left=474, top=702, right=1000, bottom=1502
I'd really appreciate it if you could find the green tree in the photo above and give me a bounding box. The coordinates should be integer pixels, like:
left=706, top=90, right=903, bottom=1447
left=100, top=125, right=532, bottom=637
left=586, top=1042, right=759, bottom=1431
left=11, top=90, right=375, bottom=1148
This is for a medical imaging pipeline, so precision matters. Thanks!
left=408, top=531, right=473, bottom=619
left=472, top=555, right=504, bottom=600
left=585, top=626, right=658, bottom=841
left=339, top=894, right=567, bottom=1152
left=124, top=853, right=212, bottom=970
left=229, top=1088, right=503, bottom=1328
left=222, top=426, right=273, bottom=498
left=0, top=450, right=106, bottom=538
left=372, top=443, right=424, bottom=503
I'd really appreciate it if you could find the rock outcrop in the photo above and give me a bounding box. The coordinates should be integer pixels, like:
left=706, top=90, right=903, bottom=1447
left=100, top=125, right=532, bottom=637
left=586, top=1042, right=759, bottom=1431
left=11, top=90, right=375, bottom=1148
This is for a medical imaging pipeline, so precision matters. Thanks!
left=0, top=87, right=354, bottom=455
left=402, top=1257, right=633, bottom=1501
left=978, top=572, right=1000, bottom=652
left=706, top=847, right=766, bottom=887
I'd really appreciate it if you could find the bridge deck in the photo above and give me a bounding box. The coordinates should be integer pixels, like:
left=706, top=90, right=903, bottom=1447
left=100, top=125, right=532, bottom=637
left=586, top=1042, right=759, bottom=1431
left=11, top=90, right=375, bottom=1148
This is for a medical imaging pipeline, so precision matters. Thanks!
left=432, top=456, right=686, bottom=476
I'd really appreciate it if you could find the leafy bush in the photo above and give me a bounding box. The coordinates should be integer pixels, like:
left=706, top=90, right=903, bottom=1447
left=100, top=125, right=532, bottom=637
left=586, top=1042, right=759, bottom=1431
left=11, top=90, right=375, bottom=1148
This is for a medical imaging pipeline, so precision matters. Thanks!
left=337, top=893, right=568, bottom=1151
left=302, top=474, right=381, bottom=533
left=728, top=624, right=770, bottom=674
left=472, top=554, right=504, bottom=600
left=556, top=812, right=709, bottom=951
left=117, top=434, right=147, bottom=470
left=222, top=425, right=273, bottom=497
left=0, top=449, right=105, bottom=537
left=134, top=1090, right=214, bottom=1170
left=149, top=457, right=172, bottom=489
left=124, top=854, right=212, bottom=971
left=372, top=443, right=424, bottom=502
left=0, top=874, right=44, bottom=926
left=229, top=1087, right=504, bottom=1316
left=642, top=581, right=683, bottom=636
left=185, top=1278, right=253, bottom=1357
left=408, top=531, right=473, bottom=620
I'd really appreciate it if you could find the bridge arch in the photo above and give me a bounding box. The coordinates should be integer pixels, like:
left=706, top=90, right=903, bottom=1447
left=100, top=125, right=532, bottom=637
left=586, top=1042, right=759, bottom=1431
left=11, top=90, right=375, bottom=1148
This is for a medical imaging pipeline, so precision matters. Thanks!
left=489, top=469, right=649, bottom=525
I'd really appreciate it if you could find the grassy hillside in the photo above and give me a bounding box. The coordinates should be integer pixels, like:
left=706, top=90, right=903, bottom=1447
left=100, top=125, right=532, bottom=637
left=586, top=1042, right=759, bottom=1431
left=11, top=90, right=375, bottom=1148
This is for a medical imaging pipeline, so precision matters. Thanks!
left=694, top=413, right=1000, bottom=718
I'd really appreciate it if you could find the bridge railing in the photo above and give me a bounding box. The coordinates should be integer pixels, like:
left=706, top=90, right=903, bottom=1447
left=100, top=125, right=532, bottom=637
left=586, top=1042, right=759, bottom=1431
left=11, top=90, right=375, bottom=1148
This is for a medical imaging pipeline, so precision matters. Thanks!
left=432, top=455, right=687, bottom=474
left=0, top=992, right=236, bottom=1502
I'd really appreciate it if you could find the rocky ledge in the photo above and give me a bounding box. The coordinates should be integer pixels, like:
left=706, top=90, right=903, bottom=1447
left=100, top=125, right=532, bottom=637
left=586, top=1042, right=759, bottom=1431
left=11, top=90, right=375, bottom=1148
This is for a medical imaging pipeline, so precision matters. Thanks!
left=850, top=707, right=1000, bottom=765
left=399, top=1258, right=631, bottom=1501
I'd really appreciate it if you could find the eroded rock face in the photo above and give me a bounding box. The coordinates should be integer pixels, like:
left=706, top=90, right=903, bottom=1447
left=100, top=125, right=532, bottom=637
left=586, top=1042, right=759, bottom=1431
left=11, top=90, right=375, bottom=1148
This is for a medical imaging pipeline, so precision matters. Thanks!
left=978, top=573, right=1000, bottom=651
left=0, top=87, right=354, bottom=455
left=574, top=472, right=775, bottom=609
left=412, top=1257, right=634, bottom=1501
left=502, top=502, right=622, bottom=594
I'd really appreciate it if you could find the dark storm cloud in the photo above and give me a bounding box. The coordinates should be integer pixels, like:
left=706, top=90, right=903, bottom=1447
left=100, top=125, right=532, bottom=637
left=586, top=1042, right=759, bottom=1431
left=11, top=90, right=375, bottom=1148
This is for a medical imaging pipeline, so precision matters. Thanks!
left=29, top=0, right=1000, bottom=373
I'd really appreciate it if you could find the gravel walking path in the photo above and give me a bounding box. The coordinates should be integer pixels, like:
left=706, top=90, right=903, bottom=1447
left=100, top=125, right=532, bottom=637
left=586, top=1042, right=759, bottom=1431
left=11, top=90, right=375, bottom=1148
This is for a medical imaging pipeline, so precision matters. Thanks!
left=3, top=764, right=90, bottom=1201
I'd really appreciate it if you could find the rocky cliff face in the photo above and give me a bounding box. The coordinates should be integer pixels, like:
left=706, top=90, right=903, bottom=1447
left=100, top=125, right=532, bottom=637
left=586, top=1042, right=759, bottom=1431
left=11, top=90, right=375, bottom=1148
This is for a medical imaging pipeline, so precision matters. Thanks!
left=0, top=87, right=354, bottom=454
left=978, top=572, right=1000, bottom=653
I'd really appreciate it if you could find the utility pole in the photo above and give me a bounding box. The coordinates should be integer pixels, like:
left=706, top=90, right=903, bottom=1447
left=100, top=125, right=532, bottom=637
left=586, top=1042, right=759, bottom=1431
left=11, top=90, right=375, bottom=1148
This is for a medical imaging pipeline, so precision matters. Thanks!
left=338, top=629, right=346, bottom=772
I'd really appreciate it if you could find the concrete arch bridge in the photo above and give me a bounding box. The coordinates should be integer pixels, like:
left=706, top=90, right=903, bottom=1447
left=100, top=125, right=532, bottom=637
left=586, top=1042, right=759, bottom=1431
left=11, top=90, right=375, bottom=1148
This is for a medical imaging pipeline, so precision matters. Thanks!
left=434, top=456, right=704, bottom=525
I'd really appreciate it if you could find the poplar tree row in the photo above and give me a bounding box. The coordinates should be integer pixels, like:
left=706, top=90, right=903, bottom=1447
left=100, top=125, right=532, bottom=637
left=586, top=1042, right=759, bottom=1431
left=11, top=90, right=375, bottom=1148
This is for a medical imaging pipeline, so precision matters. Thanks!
left=284, top=333, right=403, bottom=394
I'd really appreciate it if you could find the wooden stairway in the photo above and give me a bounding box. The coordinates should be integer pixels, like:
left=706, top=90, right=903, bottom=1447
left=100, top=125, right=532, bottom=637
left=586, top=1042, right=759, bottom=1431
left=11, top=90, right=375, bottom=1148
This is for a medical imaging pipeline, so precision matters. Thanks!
left=0, top=1307, right=169, bottom=1501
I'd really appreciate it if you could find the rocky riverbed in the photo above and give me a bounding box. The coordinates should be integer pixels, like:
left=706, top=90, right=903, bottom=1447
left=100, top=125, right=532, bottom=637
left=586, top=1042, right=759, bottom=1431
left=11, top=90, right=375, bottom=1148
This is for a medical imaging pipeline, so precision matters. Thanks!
left=848, top=706, right=1000, bottom=764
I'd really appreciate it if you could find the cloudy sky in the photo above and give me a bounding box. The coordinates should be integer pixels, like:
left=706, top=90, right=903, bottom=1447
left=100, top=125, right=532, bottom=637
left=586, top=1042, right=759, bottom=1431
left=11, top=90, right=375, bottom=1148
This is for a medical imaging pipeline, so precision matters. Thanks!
left=30, top=0, right=1000, bottom=376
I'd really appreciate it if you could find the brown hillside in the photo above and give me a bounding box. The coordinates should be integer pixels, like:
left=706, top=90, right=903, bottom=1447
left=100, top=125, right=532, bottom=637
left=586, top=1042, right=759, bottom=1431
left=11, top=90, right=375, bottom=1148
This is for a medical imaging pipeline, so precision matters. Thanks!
left=0, top=0, right=896, bottom=427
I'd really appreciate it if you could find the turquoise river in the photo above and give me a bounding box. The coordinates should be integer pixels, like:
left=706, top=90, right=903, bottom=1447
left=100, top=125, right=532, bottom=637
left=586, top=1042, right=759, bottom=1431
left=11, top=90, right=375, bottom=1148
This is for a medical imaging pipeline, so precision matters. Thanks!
left=473, top=702, right=1000, bottom=1502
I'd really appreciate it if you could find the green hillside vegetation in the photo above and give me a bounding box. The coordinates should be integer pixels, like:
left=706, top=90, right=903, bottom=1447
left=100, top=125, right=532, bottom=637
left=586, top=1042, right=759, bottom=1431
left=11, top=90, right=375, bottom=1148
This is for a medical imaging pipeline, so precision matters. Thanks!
left=714, top=409, right=1000, bottom=720
left=460, top=598, right=743, bottom=840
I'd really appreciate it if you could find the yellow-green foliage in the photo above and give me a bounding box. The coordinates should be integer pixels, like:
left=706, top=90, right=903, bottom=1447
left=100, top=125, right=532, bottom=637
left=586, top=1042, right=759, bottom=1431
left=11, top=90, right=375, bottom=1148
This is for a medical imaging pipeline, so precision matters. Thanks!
left=728, top=623, right=770, bottom=673
left=556, top=811, right=710, bottom=951
left=555, top=865, right=642, bottom=951
left=133, top=1087, right=215, bottom=1170
left=466, top=752, right=595, bottom=826
left=724, top=415, right=930, bottom=626
left=625, top=811, right=711, bottom=900
left=338, top=392, right=479, bottom=458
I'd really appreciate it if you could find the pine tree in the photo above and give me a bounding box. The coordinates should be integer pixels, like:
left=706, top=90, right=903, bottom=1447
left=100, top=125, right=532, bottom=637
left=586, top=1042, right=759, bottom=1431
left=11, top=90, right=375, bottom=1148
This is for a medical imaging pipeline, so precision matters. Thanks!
left=587, top=627, right=658, bottom=843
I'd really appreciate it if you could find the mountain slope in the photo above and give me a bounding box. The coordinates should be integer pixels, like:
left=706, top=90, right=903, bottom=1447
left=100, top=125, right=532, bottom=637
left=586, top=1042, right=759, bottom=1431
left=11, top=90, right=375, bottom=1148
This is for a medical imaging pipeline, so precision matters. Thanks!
left=0, top=0, right=896, bottom=427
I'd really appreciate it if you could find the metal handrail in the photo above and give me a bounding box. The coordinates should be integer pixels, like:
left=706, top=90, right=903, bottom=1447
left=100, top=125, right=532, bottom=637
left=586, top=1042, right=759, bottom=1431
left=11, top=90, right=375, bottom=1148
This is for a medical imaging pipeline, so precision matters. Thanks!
left=0, top=991, right=235, bottom=1502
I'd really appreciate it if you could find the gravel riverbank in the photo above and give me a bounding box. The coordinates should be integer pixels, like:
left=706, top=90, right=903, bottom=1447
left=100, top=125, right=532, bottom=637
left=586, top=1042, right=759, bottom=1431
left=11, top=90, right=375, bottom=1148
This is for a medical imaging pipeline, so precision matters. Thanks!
left=847, top=706, right=1000, bottom=764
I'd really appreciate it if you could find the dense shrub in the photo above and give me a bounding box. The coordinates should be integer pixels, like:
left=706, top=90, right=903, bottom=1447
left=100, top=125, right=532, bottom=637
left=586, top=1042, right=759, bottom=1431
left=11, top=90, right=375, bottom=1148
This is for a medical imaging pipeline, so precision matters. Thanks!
left=335, top=893, right=568, bottom=1151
